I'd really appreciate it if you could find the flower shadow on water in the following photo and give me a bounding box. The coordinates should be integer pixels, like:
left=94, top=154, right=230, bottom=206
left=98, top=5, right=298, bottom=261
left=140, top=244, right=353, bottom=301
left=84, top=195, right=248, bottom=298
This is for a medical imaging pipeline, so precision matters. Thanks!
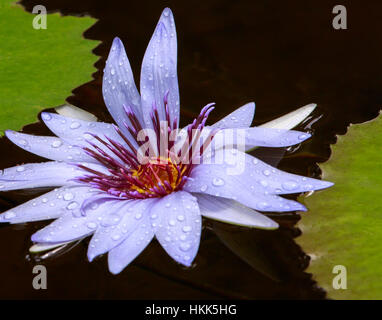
left=1, top=0, right=382, bottom=299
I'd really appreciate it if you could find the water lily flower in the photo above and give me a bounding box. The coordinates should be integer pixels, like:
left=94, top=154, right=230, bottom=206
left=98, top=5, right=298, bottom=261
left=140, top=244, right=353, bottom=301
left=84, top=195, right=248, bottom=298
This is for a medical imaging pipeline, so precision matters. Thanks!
left=0, top=8, right=332, bottom=274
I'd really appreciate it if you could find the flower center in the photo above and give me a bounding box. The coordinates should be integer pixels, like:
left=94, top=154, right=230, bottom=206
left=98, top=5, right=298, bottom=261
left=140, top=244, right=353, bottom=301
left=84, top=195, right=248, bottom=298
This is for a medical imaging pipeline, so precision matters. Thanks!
left=75, top=93, right=218, bottom=200
left=129, top=157, right=187, bottom=196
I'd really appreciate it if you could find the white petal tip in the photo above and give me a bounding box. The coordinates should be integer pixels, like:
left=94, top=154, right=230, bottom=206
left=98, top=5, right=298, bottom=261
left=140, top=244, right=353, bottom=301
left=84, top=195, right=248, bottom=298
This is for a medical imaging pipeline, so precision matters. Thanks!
left=29, top=241, right=70, bottom=253
left=55, top=104, right=98, bottom=122
left=260, top=103, right=318, bottom=130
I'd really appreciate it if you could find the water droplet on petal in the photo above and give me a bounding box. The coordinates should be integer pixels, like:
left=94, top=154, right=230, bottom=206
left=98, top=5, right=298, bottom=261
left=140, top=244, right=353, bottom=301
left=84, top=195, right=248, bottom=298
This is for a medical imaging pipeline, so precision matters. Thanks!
left=262, top=170, right=271, bottom=176
left=135, top=213, right=142, bottom=220
left=16, top=166, right=25, bottom=172
left=41, top=113, right=52, bottom=121
left=112, top=234, right=121, bottom=241
left=212, top=178, right=225, bottom=186
left=182, top=226, right=192, bottom=233
left=200, top=185, right=208, bottom=192
left=51, top=140, right=62, bottom=148
left=66, top=201, right=78, bottom=210
left=258, top=201, right=271, bottom=210
left=298, top=134, right=308, bottom=140
left=87, top=222, right=97, bottom=229
left=70, top=122, right=81, bottom=129
left=63, top=192, right=74, bottom=201
left=5, top=211, right=16, bottom=219
left=180, top=243, right=191, bottom=252
left=282, top=180, right=298, bottom=191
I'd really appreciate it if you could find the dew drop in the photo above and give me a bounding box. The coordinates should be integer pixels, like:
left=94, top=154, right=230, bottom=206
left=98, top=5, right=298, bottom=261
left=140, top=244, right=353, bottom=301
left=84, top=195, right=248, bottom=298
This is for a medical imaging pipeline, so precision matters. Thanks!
left=51, top=140, right=62, bottom=148
left=182, top=226, right=192, bottom=233
left=262, top=170, right=271, bottom=176
left=5, top=211, right=16, bottom=219
left=41, top=113, right=52, bottom=121
left=260, top=180, right=268, bottom=187
left=112, top=234, right=121, bottom=241
left=16, top=166, right=25, bottom=172
left=200, top=185, right=208, bottom=192
left=177, top=215, right=185, bottom=222
left=168, top=219, right=176, bottom=226
left=135, top=213, right=142, bottom=220
left=70, top=122, right=81, bottom=129
left=63, top=192, right=74, bottom=201
left=87, top=222, right=97, bottom=229
left=258, top=201, right=271, bottom=210
left=180, top=243, right=191, bottom=252
left=282, top=180, right=298, bottom=191
left=298, top=134, right=308, bottom=140
left=66, top=201, right=78, bottom=210
left=212, top=178, right=225, bottom=187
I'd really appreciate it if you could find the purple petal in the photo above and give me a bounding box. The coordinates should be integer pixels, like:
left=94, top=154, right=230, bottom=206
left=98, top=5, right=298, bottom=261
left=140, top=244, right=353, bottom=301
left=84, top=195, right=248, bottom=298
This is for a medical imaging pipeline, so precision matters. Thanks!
left=41, top=112, right=130, bottom=150
left=31, top=197, right=124, bottom=243
left=195, top=193, right=278, bottom=229
left=0, top=186, right=97, bottom=224
left=108, top=214, right=154, bottom=274
left=242, top=127, right=311, bottom=148
left=103, top=37, right=143, bottom=136
left=140, top=8, right=179, bottom=128
left=87, top=198, right=156, bottom=261
left=201, top=128, right=311, bottom=156
left=212, top=102, right=255, bottom=129
left=149, top=191, right=201, bottom=267
left=0, top=162, right=104, bottom=191
left=5, top=130, right=95, bottom=163
left=184, top=151, right=308, bottom=212
left=202, top=149, right=333, bottom=195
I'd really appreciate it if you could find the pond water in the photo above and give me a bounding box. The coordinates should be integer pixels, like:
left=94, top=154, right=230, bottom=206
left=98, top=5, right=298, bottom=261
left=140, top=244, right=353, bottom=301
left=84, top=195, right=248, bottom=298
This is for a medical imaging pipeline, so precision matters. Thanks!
left=0, top=0, right=381, bottom=299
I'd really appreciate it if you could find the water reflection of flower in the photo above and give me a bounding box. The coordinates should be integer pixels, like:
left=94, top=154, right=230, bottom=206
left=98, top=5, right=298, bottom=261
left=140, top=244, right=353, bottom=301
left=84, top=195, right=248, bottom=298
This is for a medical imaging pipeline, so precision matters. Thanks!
left=0, top=8, right=332, bottom=274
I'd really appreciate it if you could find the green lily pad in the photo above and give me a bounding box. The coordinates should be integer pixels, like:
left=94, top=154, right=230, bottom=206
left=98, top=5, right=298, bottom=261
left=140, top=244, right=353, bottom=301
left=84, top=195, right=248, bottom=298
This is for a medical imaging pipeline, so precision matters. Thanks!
left=0, top=0, right=98, bottom=133
left=297, top=113, right=382, bottom=299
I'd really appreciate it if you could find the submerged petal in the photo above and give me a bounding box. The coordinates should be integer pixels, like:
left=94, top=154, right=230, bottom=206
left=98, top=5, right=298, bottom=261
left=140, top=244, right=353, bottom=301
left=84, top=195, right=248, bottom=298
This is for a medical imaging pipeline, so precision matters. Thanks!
left=149, top=191, right=201, bottom=267
left=108, top=214, right=154, bottom=274
left=195, top=193, right=278, bottom=229
left=140, top=8, right=179, bottom=128
left=103, top=37, right=142, bottom=134
left=5, top=130, right=95, bottom=163
left=31, top=197, right=125, bottom=243
left=87, top=198, right=156, bottom=261
left=212, top=102, right=255, bottom=129
left=0, top=186, right=97, bottom=224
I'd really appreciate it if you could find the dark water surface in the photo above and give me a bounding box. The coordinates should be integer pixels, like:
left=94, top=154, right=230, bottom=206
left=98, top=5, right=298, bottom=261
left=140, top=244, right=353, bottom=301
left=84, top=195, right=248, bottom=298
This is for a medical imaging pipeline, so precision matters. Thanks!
left=1, top=0, right=382, bottom=299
